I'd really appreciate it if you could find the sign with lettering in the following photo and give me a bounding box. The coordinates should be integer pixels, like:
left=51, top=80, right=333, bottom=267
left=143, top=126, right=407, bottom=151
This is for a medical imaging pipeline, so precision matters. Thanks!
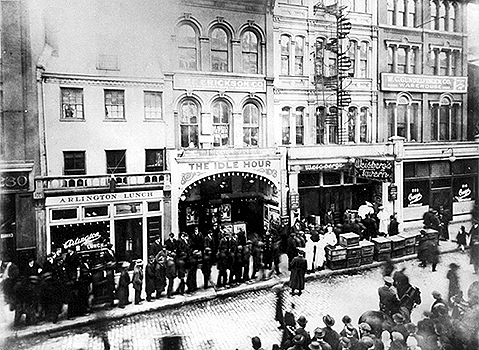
left=174, top=75, right=266, bottom=92
left=293, top=163, right=348, bottom=172
left=407, top=188, right=423, bottom=207
left=388, top=184, right=398, bottom=201
left=46, top=190, right=163, bottom=206
left=63, top=232, right=102, bottom=250
left=381, top=73, right=467, bottom=93
left=354, top=158, right=393, bottom=182
left=455, top=183, right=472, bottom=202
left=0, top=171, right=30, bottom=192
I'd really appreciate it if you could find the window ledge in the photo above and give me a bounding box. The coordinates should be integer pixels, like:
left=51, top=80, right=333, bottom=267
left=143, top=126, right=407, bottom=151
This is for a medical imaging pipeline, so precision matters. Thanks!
left=143, top=119, right=165, bottom=123
left=103, top=118, right=127, bottom=122
left=59, top=118, right=86, bottom=122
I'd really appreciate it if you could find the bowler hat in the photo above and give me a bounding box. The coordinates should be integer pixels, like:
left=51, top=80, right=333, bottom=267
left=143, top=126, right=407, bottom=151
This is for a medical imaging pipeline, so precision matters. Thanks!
left=359, top=322, right=372, bottom=332
left=293, top=335, right=305, bottom=344
left=297, top=315, right=308, bottom=327
left=323, top=314, right=335, bottom=326
left=308, top=341, right=321, bottom=350
left=383, top=276, right=394, bottom=284
left=392, top=313, right=405, bottom=323
left=121, top=261, right=130, bottom=268
left=314, top=327, right=325, bottom=338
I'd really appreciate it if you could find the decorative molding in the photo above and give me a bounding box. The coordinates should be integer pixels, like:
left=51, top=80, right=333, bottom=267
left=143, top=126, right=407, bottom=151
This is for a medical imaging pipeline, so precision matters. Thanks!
left=43, top=74, right=164, bottom=88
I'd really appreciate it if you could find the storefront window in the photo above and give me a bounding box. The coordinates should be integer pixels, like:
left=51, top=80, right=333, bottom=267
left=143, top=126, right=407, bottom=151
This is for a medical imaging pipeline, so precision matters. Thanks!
left=430, top=161, right=450, bottom=178
left=50, top=221, right=110, bottom=252
left=404, top=180, right=429, bottom=207
left=147, top=202, right=161, bottom=211
left=84, top=206, right=109, bottom=218
left=51, top=208, right=78, bottom=221
left=115, top=202, right=142, bottom=215
left=299, top=173, right=320, bottom=187
left=323, top=172, right=341, bottom=186
left=453, top=177, right=475, bottom=202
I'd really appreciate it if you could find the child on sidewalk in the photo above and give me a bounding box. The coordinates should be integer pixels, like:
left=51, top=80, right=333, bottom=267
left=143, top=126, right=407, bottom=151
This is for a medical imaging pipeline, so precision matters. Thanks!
left=456, top=225, right=468, bottom=252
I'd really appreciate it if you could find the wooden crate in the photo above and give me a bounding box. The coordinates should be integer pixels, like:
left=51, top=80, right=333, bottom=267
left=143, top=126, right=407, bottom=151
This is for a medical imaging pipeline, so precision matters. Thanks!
left=372, top=237, right=391, bottom=253
left=361, top=255, right=374, bottom=265
left=392, top=248, right=405, bottom=258
left=359, top=240, right=375, bottom=256
left=346, top=257, right=361, bottom=268
left=374, top=251, right=391, bottom=262
left=404, top=245, right=416, bottom=256
left=326, top=245, right=347, bottom=261
left=347, top=246, right=362, bottom=259
left=328, top=259, right=347, bottom=270
left=390, top=235, right=406, bottom=250
left=398, top=232, right=420, bottom=247
left=339, top=232, right=360, bottom=247
left=423, top=228, right=439, bottom=241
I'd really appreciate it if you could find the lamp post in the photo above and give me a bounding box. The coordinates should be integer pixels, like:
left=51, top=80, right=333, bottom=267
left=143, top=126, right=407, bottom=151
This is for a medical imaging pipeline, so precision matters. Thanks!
left=389, top=136, right=405, bottom=230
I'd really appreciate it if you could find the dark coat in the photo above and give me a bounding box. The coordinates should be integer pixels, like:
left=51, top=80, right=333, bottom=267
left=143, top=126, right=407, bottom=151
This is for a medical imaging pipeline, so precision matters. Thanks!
left=154, top=260, right=166, bottom=291
left=289, top=255, right=307, bottom=291
left=165, top=257, right=176, bottom=279
left=145, top=262, right=156, bottom=295
left=322, top=326, right=340, bottom=350
left=132, top=267, right=143, bottom=291
left=117, top=269, right=130, bottom=303
left=378, top=285, right=400, bottom=315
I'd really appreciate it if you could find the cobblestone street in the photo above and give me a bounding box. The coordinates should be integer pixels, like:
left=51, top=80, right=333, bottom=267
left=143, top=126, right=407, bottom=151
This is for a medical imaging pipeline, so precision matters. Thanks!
left=3, top=250, right=478, bottom=350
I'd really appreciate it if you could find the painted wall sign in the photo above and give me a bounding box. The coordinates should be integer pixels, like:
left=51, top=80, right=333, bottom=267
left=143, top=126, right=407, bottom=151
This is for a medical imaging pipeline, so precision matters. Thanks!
left=354, top=158, right=393, bottom=182
left=46, top=190, right=163, bottom=206
left=293, top=163, right=348, bottom=172
left=174, top=75, right=266, bottom=92
left=381, top=73, right=467, bottom=93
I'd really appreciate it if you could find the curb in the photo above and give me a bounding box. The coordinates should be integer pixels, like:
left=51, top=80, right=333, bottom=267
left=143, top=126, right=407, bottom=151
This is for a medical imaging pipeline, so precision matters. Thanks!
left=3, top=244, right=460, bottom=340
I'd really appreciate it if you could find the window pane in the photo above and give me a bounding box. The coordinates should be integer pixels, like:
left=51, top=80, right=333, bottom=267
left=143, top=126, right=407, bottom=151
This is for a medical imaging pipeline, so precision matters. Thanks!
left=61, top=88, right=84, bottom=119
left=439, top=51, right=448, bottom=75
left=281, top=35, right=290, bottom=75
left=242, top=31, right=258, bottom=74
left=348, top=107, right=357, bottom=142
left=145, top=149, right=164, bottom=172
left=407, top=0, right=416, bottom=27
left=64, top=151, right=86, bottom=175
left=410, top=104, right=419, bottom=141
left=431, top=105, right=439, bottom=140
left=296, top=107, right=304, bottom=145
left=387, top=47, right=394, bottom=73
left=104, top=90, right=125, bottom=119
left=439, top=105, right=450, bottom=140
left=178, top=24, right=197, bottom=71
left=359, top=42, right=368, bottom=78
left=316, top=107, right=326, bottom=144
left=397, top=104, right=407, bottom=138
left=180, top=100, right=199, bottom=148
left=106, top=150, right=126, bottom=174
left=211, top=28, right=228, bottom=72
left=282, top=107, right=290, bottom=145
left=397, top=48, right=406, bottom=73
left=359, top=107, right=368, bottom=143
left=295, top=37, right=304, bottom=76
left=144, top=92, right=162, bottom=119
left=212, top=101, right=231, bottom=147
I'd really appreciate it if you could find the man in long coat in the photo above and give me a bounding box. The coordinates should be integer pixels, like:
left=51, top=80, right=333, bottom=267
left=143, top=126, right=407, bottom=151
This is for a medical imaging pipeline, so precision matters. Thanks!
left=145, top=255, right=156, bottom=302
left=289, top=250, right=307, bottom=296
left=117, top=261, right=131, bottom=308
left=378, top=275, right=400, bottom=317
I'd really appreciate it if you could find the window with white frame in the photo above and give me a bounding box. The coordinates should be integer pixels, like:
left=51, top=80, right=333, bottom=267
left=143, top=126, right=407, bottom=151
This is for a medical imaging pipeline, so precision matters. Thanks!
left=211, top=27, right=229, bottom=72
left=104, top=90, right=125, bottom=119
left=243, top=103, right=260, bottom=147
left=347, top=106, right=370, bottom=143
left=387, top=95, right=420, bottom=142
left=347, top=107, right=357, bottom=143
left=430, top=0, right=457, bottom=32
left=295, top=107, right=304, bottom=145
left=241, top=30, right=259, bottom=74
left=430, top=96, right=461, bottom=141
left=61, top=88, right=84, bottom=119
left=179, top=99, right=199, bottom=148
left=295, top=36, right=305, bottom=75
left=387, top=0, right=395, bottom=25
left=407, top=0, right=416, bottom=27
left=386, top=43, right=420, bottom=74
left=144, top=92, right=162, bottom=120
left=178, top=23, right=198, bottom=71
left=359, top=106, right=369, bottom=143
left=352, top=0, right=367, bottom=12
left=388, top=0, right=417, bottom=27
left=281, top=35, right=291, bottom=75
left=358, top=42, right=368, bottom=78
left=281, top=107, right=291, bottom=145
left=432, top=47, right=461, bottom=76
left=212, top=100, right=231, bottom=147
left=327, top=106, right=339, bottom=144
left=316, top=106, right=326, bottom=144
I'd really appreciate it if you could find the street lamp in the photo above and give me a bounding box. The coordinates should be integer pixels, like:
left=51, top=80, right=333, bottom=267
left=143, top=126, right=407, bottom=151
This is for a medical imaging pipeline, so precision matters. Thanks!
left=442, top=148, right=456, bottom=162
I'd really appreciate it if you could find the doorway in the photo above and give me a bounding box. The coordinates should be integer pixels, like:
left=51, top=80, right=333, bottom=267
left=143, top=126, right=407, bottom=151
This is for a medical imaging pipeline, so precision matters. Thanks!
left=431, top=187, right=452, bottom=213
left=114, top=218, right=143, bottom=265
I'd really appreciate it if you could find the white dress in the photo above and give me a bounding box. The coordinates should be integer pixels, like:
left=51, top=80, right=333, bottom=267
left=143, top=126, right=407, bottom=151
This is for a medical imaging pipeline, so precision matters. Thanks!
left=304, top=233, right=315, bottom=270
left=378, top=209, right=389, bottom=234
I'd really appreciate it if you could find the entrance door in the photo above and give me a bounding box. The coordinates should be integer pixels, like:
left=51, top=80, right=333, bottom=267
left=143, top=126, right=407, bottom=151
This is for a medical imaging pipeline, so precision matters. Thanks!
left=114, top=218, right=143, bottom=264
left=431, top=187, right=452, bottom=213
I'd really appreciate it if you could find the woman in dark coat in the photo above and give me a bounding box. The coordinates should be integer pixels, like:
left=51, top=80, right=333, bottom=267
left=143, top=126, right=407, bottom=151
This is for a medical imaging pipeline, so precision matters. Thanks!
left=145, top=255, right=156, bottom=302
left=117, top=262, right=131, bottom=308
left=289, top=250, right=307, bottom=296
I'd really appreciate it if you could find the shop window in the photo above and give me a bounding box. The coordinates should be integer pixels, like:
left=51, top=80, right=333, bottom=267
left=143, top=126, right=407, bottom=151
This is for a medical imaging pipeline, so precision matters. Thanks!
left=241, top=30, right=259, bottom=74
left=51, top=208, right=77, bottom=221
left=299, top=173, right=320, bottom=187
left=280, top=35, right=291, bottom=75
left=404, top=180, right=429, bottom=207
left=106, top=150, right=126, bottom=174
left=147, top=202, right=161, bottom=211
left=417, top=163, right=429, bottom=177
left=282, top=107, right=291, bottom=145
left=295, top=107, right=304, bottom=145
left=453, top=177, right=474, bottom=202
left=179, top=99, right=199, bottom=148
left=115, top=202, right=142, bottom=215
left=147, top=216, right=162, bottom=244
left=104, top=90, right=125, bottom=119
left=211, top=27, right=229, bottom=72
left=178, top=23, right=198, bottom=70
left=452, top=159, right=478, bottom=174
left=145, top=149, right=165, bottom=172
left=323, top=172, right=341, bottom=186
left=295, top=36, right=304, bottom=76
left=212, top=100, right=231, bottom=147
left=61, top=88, right=84, bottom=119
left=64, top=151, right=86, bottom=175
left=404, top=162, right=415, bottom=178
left=243, top=103, right=260, bottom=147
left=84, top=206, right=109, bottom=218
left=144, top=92, right=162, bottom=120
left=430, top=162, right=450, bottom=178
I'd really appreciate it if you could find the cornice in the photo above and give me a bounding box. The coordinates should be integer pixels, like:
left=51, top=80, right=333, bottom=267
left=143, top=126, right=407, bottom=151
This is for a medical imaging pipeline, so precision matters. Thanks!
left=42, top=72, right=165, bottom=88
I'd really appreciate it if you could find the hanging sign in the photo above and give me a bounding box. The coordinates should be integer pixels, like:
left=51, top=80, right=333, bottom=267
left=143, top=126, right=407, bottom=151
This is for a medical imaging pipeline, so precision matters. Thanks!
left=388, top=184, right=398, bottom=201
left=354, top=158, right=393, bottom=182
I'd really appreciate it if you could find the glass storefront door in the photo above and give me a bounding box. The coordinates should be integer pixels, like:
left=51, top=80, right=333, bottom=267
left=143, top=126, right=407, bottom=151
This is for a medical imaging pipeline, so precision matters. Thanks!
left=114, top=218, right=143, bottom=265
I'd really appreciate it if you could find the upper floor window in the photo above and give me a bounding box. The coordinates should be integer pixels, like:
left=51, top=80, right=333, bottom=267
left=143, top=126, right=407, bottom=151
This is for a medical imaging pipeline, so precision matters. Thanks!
left=352, top=0, right=367, bottom=12
left=387, top=95, right=420, bottom=142
left=407, top=0, right=416, bottom=27
left=211, top=27, right=229, bottom=72
left=348, top=41, right=356, bottom=77
left=178, top=24, right=198, bottom=71
left=315, top=106, right=338, bottom=144
left=295, top=36, right=305, bottom=76
left=431, top=1, right=456, bottom=31
left=388, top=0, right=416, bottom=27
left=243, top=103, right=260, bottom=147
left=145, top=149, right=165, bottom=172
left=281, top=35, right=291, bottom=75
left=281, top=107, right=291, bottom=145
left=432, top=48, right=461, bottom=76
left=431, top=96, right=461, bottom=141
left=316, top=106, right=326, bottom=144
left=448, top=3, right=456, bottom=32
left=179, top=99, right=199, bottom=148
left=387, top=44, right=420, bottom=74
left=347, top=106, right=370, bottom=143
left=241, top=31, right=259, bottom=74
left=387, top=0, right=395, bottom=25
left=106, top=150, right=126, bottom=174
left=64, top=151, right=86, bottom=175
left=438, top=1, right=446, bottom=31
left=295, top=107, right=304, bottom=145
left=430, top=1, right=439, bottom=30
left=358, top=42, right=368, bottom=78
left=397, top=0, right=406, bottom=26
left=144, top=92, right=162, bottom=120
left=212, top=100, right=231, bottom=147
left=61, top=88, right=84, bottom=120
left=104, top=90, right=125, bottom=119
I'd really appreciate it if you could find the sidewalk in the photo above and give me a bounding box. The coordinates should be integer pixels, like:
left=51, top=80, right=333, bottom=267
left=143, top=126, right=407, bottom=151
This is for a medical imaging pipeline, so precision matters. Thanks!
left=1, top=221, right=468, bottom=341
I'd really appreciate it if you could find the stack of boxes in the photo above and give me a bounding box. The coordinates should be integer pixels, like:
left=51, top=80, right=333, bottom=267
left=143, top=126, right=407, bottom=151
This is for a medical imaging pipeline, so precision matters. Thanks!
left=398, top=231, right=421, bottom=256
left=359, top=240, right=375, bottom=265
left=339, top=232, right=361, bottom=268
left=390, top=235, right=406, bottom=258
left=372, top=236, right=392, bottom=261
left=325, top=244, right=347, bottom=270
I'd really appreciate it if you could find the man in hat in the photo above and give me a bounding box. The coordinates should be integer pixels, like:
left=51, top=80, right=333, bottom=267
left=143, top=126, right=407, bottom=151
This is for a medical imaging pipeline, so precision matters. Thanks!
left=286, top=334, right=305, bottom=350
left=446, top=262, right=461, bottom=304
left=251, top=336, right=265, bottom=350
left=312, top=328, right=332, bottom=350
left=391, top=313, right=408, bottom=341
left=378, top=275, right=400, bottom=317
left=132, top=259, right=144, bottom=305
left=296, top=316, right=311, bottom=346
left=289, top=249, right=307, bottom=296
left=165, top=251, right=176, bottom=299
left=340, top=315, right=359, bottom=346
left=322, top=314, right=340, bottom=350
left=308, top=340, right=323, bottom=350
left=430, top=291, right=448, bottom=318
left=145, top=255, right=156, bottom=302
left=117, top=261, right=131, bottom=308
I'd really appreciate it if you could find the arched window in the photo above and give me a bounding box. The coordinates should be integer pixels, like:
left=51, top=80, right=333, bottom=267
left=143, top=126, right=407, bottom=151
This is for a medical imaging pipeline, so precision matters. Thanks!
left=448, top=3, right=456, bottom=32
left=295, top=36, right=304, bottom=76
left=316, top=106, right=326, bottom=144
left=281, top=107, right=291, bottom=145
left=243, top=103, right=260, bottom=147
left=387, top=0, right=395, bottom=25
left=431, top=96, right=461, bottom=141
left=430, top=1, right=438, bottom=30
left=212, top=100, right=231, bottom=147
left=387, top=95, right=419, bottom=141
left=296, top=107, right=304, bottom=145
left=407, top=0, right=416, bottom=27
left=397, top=0, right=406, bottom=26
left=179, top=99, right=199, bottom=148
left=178, top=24, right=198, bottom=70
left=211, top=27, right=229, bottom=72
left=241, top=31, right=259, bottom=74
left=439, top=1, right=446, bottom=31
left=281, top=35, right=291, bottom=75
